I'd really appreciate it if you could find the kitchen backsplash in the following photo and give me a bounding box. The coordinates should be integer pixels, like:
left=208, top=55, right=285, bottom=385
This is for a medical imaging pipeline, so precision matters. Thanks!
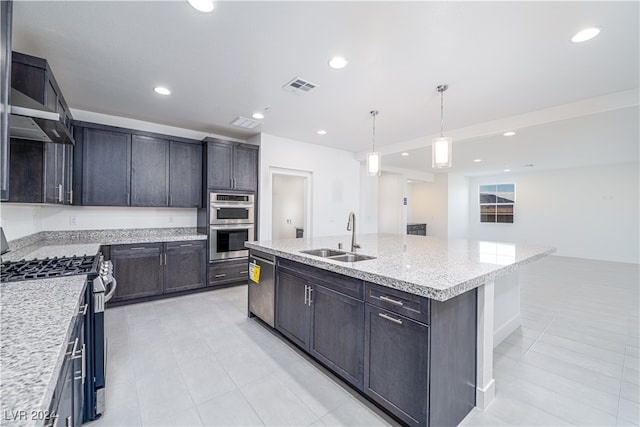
left=0, top=203, right=198, bottom=241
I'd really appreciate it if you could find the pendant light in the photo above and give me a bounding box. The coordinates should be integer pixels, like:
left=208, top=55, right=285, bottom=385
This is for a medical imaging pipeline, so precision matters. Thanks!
left=432, top=84, right=453, bottom=169
left=367, top=110, right=381, bottom=176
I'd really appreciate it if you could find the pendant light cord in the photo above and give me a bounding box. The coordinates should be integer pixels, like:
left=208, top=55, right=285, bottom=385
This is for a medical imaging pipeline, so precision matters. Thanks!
left=370, top=110, right=378, bottom=151
left=440, top=89, right=444, bottom=137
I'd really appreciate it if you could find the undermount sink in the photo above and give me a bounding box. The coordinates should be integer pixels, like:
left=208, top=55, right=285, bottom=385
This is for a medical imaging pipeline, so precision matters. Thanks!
left=300, top=248, right=346, bottom=258
left=300, top=248, right=376, bottom=263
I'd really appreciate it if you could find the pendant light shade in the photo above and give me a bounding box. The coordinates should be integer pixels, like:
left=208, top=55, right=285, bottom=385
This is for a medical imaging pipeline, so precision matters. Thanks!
left=367, top=110, right=381, bottom=176
left=432, top=84, right=453, bottom=169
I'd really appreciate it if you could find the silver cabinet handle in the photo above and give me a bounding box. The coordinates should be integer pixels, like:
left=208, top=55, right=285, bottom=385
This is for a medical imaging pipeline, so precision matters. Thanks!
left=79, top=304, right=88, bottom=316
left=379, top=312, right=403, bottom=325
left=68, top=189, right=73, bottom=204
left=164, top=253, right=167, bottom=265
left=74, top=344, right=85, bottom=384
left=179, top=243, right=193, bottom=247
left=66, top=337, right=79, bottom=357
left=308, top=287, right=313, bottom=305
left=304, top=285, right=308, bottom=305
left=214, top=274, right=226, bottom=278
left=65, top=416, right=71, bottom=427
left=239, top=271, right=248, bottom=275
left=379, top=295, right=404, bottom=307
left=131, top=247, right=146, bottom=250
left=58, top=184, right=63, bottom=202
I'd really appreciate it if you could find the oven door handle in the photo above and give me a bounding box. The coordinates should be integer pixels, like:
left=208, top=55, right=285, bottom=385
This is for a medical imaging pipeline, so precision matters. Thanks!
left=104, top=277, right=118, bottom=303
left=210, top=225, right=254, bottom=230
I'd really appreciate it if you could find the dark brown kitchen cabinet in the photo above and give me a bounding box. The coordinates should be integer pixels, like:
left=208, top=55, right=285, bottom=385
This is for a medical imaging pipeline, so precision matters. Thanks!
left=131, top=135, right=169, bottom=207
left=364, top=305, right=429, bottom=426
left=276, top=261, right=365, bottom=389
left=209, top=258, right=249, bottom=287
left=7, top=139, right=72, bottom=204
left=203, top=138, right=258, bottom=192
left=11, top=51, right=73, bottom=132
left=48, top=291, right=86, bottom=427
left=80, top=127, right=131, bottom=206
left=110, top=240, right=207, bottom=304
left=169, top=141, right=201, bottom=207
left=110, top=243, right=164, bottom=301
left=164, top=240, right=207, bottom=292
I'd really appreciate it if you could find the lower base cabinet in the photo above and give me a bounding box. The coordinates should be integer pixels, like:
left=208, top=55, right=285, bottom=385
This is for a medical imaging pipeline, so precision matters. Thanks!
left=209, top=258, right=249, bottom=287
left=49, top=292, right=86, bottom=427
left=364, top=305, right=429, bottom=426
left=276, top=261, right=365, bottom=389
left=274, top=258, right=477, bottom=427
left=110, top=240, right=206, bottom=303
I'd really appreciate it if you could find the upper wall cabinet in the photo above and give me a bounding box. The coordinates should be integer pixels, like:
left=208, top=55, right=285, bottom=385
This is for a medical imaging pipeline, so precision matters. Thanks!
left=74, top=122, right=202, bottom=207
left=203, top=138, right=258, bottom=192
left=11, top=51, right=73, bottom=133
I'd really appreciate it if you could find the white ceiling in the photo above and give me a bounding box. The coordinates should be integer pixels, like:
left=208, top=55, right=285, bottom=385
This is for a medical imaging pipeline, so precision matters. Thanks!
left=11, top=1, right=639, bottom=176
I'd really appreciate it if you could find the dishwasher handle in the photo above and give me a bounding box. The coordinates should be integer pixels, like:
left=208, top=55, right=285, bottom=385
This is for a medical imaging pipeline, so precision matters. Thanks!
left=250, top=254, right=274, bottom=266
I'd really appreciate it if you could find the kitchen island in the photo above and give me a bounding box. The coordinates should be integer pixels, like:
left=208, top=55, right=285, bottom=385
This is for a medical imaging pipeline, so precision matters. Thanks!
left=246, top=233, right=554, bottom=426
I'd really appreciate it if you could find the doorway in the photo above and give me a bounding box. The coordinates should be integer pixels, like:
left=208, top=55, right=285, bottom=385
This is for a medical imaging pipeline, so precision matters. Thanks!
left=270, top=168, right=312, bottom=240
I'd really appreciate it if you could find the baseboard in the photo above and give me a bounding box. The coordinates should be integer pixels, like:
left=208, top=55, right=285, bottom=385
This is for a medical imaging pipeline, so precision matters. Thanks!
left=493, top=313, right=521, bottom=347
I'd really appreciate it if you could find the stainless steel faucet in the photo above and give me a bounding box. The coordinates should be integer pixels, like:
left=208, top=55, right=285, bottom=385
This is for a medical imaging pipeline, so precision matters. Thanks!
left=347, top=211, right=360, bottom=252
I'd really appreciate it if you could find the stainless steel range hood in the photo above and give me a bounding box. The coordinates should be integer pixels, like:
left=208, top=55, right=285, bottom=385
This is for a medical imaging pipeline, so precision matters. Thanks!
left=9, top=88, right=74, bottom=145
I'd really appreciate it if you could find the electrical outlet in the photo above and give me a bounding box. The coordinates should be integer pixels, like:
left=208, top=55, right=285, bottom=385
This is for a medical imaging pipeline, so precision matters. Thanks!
left=69, top=216, right=77, bottom=226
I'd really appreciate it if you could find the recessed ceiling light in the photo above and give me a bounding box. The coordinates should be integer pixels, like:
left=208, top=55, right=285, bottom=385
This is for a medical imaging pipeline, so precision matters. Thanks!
left=252, top=112, right=264, bottom=120
left=503, top=131, right=516, bottom=137
left=473, top=159, right=482, bottom=163
left=571, top=27, right=600, bottom=43
left=154, top=86, right=171, bottom=95
left=328, top=57, right=348, bottom=69
left=503, top=168, right=511, bottom=172
left=401, top=152, right=409, bottom=156
left=188, top=0, right=214, bottom=13
left=317, top=130, right=327, bottom=135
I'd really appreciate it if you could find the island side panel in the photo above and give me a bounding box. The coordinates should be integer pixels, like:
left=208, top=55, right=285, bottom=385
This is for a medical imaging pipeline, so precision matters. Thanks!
left=429, top=288, right=478, bottom=427
left=493, top=271, right=521, bottom=346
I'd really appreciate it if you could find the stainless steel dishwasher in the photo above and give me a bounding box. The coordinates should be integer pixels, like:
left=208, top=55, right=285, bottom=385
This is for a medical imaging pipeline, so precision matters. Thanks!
left=248, top=249, right=275, bottom=327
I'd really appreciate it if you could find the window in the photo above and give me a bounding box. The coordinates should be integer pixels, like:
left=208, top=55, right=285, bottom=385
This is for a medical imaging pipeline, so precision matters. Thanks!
left=479, top=183, right=515, bottom=223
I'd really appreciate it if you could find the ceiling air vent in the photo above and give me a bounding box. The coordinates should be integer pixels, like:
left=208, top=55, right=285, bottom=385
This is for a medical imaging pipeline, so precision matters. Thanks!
left=230, top=116, right=261, bottom=129
left=282, top=77, right=318, bottom=94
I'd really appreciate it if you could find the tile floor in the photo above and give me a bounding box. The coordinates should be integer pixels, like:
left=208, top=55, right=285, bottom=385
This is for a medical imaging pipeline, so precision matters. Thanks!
left=89, top=255, right=639, bottom=427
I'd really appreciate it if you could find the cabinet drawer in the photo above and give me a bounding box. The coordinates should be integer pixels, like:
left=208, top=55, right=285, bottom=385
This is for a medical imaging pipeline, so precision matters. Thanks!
left=278, top=258, right=363, bottom=300
left=209, top=259, right=249, bottom=285
left=111, top=242, right=162, bottom=254
left=365, top=283, right=429, bottom=324
left=165, top=240, right=206, bottom=250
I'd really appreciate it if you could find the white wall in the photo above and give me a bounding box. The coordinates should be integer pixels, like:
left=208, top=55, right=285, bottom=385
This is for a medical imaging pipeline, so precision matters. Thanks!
left=358, top=164, right=379, bottom=234
left=271, top=175, right=305, bottom=240
left=407, top=181, right=431, bottom=224
left=257, top=133, right=361, bottom=241
left=448, top=174, right=470, bottom=239
left=0, top=204, right=197, bottom=241
left=468, top=162, right=639, bottom=264
left=378, top=172, right=403, bottom=234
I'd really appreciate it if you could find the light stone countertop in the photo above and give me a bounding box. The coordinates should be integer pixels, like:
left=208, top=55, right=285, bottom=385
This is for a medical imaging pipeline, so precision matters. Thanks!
left=0, top=276, right=87, bottom=427
left=0, top=227, right=207, bottom=424
left=3, top=227, right=206, bottom=262
left=246, top=233, right=555, bottom=301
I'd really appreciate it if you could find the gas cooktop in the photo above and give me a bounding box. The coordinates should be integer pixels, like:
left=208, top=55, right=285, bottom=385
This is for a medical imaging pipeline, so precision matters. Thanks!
left=1, top=255, right=97, bottom=283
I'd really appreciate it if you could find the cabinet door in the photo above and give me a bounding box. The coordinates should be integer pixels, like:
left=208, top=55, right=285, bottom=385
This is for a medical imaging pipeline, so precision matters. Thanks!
left=364, top=305, right=429, bottom=427
left=8, top=139, right=44, bottom=203
left=169, top=141, right=201, bottom=207
left=63, top=144, right=73, bottom=205
left=233, top=145, right=258, bottom=192
left=164, top=241, right=207, bottom=293
left=310, top=284, right=365, bottom=389
left=206, top=141, right=233, bottom=190
left=82, top=128, right=131, bottom=206
left=44, top=143, right=64, bottom=204
left=275, top=270, right=310, bottom=350
left=111, top=244, right=163, bottom=301
left=131, top=135, right=169, bottom=207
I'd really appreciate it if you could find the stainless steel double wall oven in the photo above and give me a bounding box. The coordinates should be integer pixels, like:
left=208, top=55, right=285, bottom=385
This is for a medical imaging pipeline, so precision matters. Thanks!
left=208, top=192, right=255, bottom=261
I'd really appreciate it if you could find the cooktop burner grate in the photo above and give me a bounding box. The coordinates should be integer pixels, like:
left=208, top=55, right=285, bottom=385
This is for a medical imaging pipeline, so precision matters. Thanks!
left=1, top=255, right=97, bottom=283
